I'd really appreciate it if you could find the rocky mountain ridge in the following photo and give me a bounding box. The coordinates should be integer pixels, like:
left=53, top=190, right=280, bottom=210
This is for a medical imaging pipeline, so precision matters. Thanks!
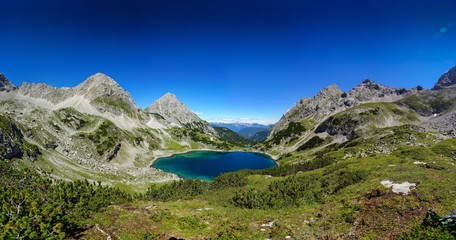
left=0, top=73, right=17, bottom=92
left=270, top=80, right=418, bottom=137
left=16, top=73, right=135, bottom=104
left=264, top=66, right=456, bottom=158
left=432, top=66, right=456, bottom=90
left=0, top=72, right=238, bottom=189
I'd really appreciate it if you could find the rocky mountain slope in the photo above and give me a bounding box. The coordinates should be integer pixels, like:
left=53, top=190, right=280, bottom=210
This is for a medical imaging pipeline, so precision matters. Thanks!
left=261, top=67, right=456, bottom=159
left=146, top=93, right=217, bottom=135
left=0, top=73, right=241, bottom=189
left=2, top=67, right=456, bottom=239
left=432, top=66, right=456, bottom=90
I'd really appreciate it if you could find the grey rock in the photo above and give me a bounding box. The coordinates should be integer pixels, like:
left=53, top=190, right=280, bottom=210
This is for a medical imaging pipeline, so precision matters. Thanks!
left=432, top=66, right=456, bottom=90
left=270, top=84, right=343, bottom=136
left=16, top=73, right=139, bottom=116
left=17, top=72, right=134, bottom=104
left=146, top=93, right=217, bottom=135
left=269, top=79, right=409, bottom=139
left=0, top=73, right=18, bottom=92
left=0, top=117, right=24, bottom=159
left=19, top=82, right=72, bottom=103
left=74, top=73, right=135, bottom=103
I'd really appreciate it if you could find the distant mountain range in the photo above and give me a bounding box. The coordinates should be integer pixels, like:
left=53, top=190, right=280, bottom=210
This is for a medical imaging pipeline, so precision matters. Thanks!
left=210, top=122, right=273, bottom=142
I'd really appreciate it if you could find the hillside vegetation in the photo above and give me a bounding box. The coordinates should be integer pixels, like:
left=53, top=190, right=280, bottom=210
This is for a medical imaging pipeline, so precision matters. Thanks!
left=80, top=131, right=456, bottom=239
left=1, top=69, right=456, bottom=239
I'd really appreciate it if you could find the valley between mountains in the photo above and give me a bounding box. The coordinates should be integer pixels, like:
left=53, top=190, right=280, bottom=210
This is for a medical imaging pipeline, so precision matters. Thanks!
left=1, top=66, right=456, bottom=239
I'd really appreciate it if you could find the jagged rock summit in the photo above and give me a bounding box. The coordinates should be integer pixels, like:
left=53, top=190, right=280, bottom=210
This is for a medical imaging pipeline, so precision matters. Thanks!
left=432, top=66, right=456, bottom=90
left=146, top=93, right=216, bottom=134
left=0, top=73, right=17, bottom=92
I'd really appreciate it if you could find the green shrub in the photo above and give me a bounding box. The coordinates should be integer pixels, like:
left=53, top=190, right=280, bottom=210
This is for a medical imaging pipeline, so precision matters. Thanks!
left=145, top=179, right=210, bottom=201
left=231, top=175, right=323, bottom=209
left=257, top=156, right=335, bottom=177
left=322, top=169, right=369, bottom=194
left=400, top=225, right=456, bottom=240
left=393, top=146, right=434, bottom=161
left=431, top=139, right=456, bottom=158
left=269, top=122, right=307, bottom=144
left=211, top=172, right=249, bottom=189
left=0, top=161, right=131, bottom=239
left=297, top=136, right=325, bottom=151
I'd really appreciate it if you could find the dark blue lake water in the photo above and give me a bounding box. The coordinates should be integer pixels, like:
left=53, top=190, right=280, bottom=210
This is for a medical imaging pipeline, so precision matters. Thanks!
left=152, top=151, right=276, bottom=181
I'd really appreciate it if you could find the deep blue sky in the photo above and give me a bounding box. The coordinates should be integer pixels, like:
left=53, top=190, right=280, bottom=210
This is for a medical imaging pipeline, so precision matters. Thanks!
left=1, top=0, right=455, bottom=124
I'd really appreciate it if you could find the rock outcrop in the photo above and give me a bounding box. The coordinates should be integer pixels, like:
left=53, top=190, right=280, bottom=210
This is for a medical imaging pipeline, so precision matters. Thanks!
left=271, top=84, right=343, bottom=136
left=432, top=66, right=456, bottom=90
left=18, top=82, right=71, bottom=103
left=342, top=79, right=408, bottom=107
left=0, top=114, right=40, bottom=160
left=0, top=73, right=17, bottom=92
left=0, top=115, right=24, bottom=159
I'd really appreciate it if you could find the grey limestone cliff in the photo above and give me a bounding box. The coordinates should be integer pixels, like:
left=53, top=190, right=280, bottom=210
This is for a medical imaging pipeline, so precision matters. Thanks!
left=432, top=66, right=456, bottom=90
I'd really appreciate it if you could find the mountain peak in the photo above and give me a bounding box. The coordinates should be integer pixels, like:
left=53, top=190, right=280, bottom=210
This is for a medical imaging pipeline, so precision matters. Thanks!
left=75, top=73, right=134, bottom=103
left=161, top=92, right=178, bottom=100
left=147, top=93, right=188, bottom=115
left=432, top=66, right=456, bottom=90
left=147, top=93, right=216, bottom=134
left=81, top=73, right=120, bottom=87
left=0, top=73, right=17, bottom=92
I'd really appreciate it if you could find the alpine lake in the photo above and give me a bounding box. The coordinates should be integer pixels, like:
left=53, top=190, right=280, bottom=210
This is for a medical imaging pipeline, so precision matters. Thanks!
left=151, top=151, right=277, bottom=181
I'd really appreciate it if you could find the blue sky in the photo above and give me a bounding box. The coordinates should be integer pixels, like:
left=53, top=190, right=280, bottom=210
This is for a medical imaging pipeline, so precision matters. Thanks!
left=1, top=0, right=455, bottom=124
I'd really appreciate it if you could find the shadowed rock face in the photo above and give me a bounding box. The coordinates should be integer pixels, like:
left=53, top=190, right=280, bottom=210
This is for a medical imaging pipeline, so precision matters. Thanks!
left=432, top=66, right=456, bottom=90
left=0, top=116, right=24, bottom=159
left=0, top=73, right=17, bottom=92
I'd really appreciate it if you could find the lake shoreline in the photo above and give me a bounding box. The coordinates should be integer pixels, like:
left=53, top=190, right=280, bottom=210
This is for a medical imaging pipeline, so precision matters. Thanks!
left=149, top=148, right=278, bottom=168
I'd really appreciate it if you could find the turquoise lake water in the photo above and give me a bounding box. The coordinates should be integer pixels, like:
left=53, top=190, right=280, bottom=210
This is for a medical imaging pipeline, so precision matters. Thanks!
left=151, top=151, right=277, bottom=181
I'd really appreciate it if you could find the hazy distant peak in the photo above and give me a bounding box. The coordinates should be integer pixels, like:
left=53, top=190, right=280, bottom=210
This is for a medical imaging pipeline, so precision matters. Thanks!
left=0, top=73, right=17, bottom=92
left=432, top=66, right=456, bottom=90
